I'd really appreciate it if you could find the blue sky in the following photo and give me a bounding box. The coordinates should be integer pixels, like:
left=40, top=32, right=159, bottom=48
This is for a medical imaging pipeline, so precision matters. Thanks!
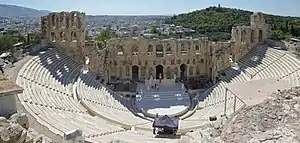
left=0, top=0, right=299, bottom=16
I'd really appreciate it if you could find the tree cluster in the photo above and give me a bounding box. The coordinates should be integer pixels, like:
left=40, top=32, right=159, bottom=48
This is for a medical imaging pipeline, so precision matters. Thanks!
left=165, top=6, right=300, bottom=41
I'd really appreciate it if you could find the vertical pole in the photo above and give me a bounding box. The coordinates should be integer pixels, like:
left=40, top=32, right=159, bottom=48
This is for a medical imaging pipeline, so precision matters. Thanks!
left=233, top=95, right=237, bottom=113
left=224, top=88, right=228, bottom=116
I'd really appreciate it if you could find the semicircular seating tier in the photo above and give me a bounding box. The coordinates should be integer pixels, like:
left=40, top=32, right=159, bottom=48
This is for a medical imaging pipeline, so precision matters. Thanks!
left=76, top=72, right=152, bottom=126
left=15, top=49, right=152, bottom=142
left=188, top=45, right=300, bottom=128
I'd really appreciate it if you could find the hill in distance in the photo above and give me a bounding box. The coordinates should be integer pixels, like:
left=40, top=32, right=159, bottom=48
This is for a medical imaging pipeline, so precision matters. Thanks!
left=0, top=4, right=51, bottom=17
left=166, top=6, right=300, bottom=41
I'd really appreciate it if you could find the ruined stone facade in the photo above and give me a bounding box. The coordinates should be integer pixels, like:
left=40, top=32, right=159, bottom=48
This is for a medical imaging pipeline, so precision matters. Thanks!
left=41, top=12, right=269, bottom=83
left=41, top=11, right=86, bottom=64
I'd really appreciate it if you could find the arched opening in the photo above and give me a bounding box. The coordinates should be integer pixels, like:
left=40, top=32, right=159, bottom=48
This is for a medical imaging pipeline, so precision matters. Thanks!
left=156, top=65, right=164, bottom=79
left=56, top=14, right=59, bottom=28
left=73, top=13, right=77, bottom=28
left=166, top=44, right=172, bottom=55
left=259, top=30, right=263, bottom=42
left=117, top=45, right=124, bottom=55
left=132, top=45, right=138, bottom=55
left=60, top=13, right=66, bottom=27
left=60, top=32, right=65, bottom=41
left=156, top=44, right=164, bottom=57
left=241, top=30, right=247, bottom=42
left=195, top=45, right=200, bottom=54
left=51, top=32, right=55, bottom=42
left=132, top=65, right=139, bottom=82
left=166, top=66, right=172, bottom=79
left=181, top=44, right=187, bottom=55
left=51, top=14, right=55, bottom=27
left=251, top=30, right=255, bottom=43
left=180, top=64, right=187, bottom=81
left=71, top=31, right=76, bottom=41
left=147, top=44, right=153, bottom=56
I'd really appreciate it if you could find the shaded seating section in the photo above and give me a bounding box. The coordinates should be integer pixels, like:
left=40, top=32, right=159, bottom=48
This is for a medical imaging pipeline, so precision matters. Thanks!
left=77, top=72, right=150, bottom=126
left=16, top=49, right=126, bottom=141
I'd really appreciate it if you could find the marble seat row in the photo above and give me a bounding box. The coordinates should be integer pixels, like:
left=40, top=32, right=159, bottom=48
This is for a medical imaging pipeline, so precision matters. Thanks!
left=16, top=49, right=129, bottom=141
left=191, top=47, right=296, bottom=124
left=77, top=72, right=150, bottom=126
left=238, top=46, right=286, bottom=77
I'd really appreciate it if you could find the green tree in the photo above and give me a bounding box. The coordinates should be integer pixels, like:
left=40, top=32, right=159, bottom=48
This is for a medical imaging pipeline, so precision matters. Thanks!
left=96, top=29, right=113, bottom=42
left=166, top=6, right=300, bottom=41
left=0, top=35, right=13, bottom=53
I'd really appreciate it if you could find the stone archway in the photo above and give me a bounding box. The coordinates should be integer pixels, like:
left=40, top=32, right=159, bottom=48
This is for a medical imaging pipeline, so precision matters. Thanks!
left=156, top=65, right=164, bottom=79
left=259, top=30, right=263, bottom=42
left=132, top=65, right=139, bottom=82
left=180, top=64, right=187, bottom=81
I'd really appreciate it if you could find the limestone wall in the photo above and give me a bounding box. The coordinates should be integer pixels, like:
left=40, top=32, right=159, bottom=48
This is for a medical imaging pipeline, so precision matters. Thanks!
left=41, top=12, right=270, bottom=83
left=41, top=11, right=86, bottom=65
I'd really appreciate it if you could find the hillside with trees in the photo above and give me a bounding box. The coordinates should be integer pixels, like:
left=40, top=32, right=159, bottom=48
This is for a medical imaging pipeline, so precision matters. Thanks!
left=165, top=6, right=300, bottom=41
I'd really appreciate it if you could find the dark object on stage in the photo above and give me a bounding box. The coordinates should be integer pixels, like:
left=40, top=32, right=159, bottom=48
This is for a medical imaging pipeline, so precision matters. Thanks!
left=131, top=94, right=136, bottom=98
left=209, top=116, right=217, bottom=121
left=100, top=79, right=104, bottom=83
left=153, top=115, right=178, bottom=135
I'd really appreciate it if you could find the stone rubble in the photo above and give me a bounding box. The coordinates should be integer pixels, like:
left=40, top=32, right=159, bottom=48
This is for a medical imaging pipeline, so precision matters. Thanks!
left=221, top=87, right=300, bottom=143
left=0, top=113, right=52, bottom=143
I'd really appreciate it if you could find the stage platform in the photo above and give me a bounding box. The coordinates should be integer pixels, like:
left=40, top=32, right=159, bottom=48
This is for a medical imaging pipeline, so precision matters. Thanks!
left=135, top=82, right=190, bottom=115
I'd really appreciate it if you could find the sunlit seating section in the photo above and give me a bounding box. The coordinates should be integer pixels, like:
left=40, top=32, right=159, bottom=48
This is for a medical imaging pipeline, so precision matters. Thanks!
left=90, top=130, right=173, bottom=143
left=77, top=72, right=150, bottom=125
left=16, top=49, right=125, bottom=140
left=253, top=53, right=300, bottom=86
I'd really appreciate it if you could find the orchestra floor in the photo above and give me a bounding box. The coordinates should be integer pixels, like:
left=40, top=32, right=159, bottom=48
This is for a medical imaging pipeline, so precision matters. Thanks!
left=135, top=82, right=190, bottom=115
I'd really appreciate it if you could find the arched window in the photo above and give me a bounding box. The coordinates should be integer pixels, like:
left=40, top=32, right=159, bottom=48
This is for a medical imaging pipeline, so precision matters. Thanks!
left=117, top=45, right=124, bottom=55
left=132, top=45, right=139, bottom=55
left=181, top=44, right=187, bottom=55
left=156, top=44, right=164, bottom=57
left=71, top=31, right=76, bottom=41
left=51, top=32, right=56, bottom=42
left=60, top=12, right=66, bottom=27
left=51, top=14, right=55, bottom=27
left=241, top=30, right=247, bottom=42
left=251, top=30, right=255, bottom=43
left=56, top=14, right=59, bottom=28
left=166, top=44, right=172, bottom=55
left=60, top=32, right=65, bottom=42
left=147, top=44, right=153, bottom=56
left=195, top=45, right=200, bottom=55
